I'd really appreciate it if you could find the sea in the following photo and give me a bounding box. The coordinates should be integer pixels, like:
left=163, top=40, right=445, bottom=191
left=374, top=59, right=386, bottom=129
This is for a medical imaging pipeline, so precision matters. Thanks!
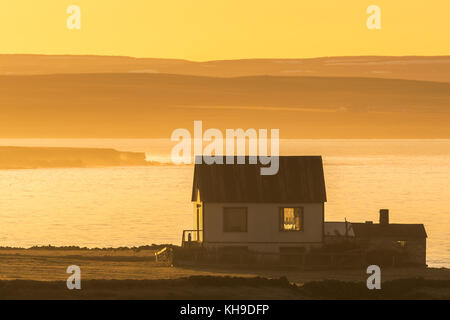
left=0, top=139, right=448, bottom=267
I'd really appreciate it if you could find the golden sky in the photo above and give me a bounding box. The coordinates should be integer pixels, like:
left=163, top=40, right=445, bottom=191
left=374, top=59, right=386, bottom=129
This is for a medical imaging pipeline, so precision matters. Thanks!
left=0, top=0, right=449, bottom=61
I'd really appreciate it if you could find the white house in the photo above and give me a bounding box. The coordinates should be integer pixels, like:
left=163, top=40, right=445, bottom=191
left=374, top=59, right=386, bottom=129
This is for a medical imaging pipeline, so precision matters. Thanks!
left=184, top=156, right=327, bottom=254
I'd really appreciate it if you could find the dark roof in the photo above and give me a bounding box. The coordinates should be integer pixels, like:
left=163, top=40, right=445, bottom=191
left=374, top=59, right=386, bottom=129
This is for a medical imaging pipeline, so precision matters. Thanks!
left=192, top=156, right=326, bottom=203
left=352, top=223, right=427, bottom=239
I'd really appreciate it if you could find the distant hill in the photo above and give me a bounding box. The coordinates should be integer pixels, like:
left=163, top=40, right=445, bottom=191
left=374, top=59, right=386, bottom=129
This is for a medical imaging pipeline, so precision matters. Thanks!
left=1, top=55, right=449, bottom=83
left=0, top=73, right=449, bottom=138
left=0, top=146, right=147, bottom=169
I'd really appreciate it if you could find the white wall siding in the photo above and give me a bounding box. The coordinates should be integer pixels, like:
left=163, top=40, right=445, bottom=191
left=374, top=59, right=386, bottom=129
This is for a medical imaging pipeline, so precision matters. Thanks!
left=203, top=202, right=324, bottom=252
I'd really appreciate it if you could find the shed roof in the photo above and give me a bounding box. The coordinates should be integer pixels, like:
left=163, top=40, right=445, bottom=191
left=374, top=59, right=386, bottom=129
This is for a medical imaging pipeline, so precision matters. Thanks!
left=192, top=156, right=326, bottom=203
left=352, top=223, right=427, bottom=239
left=324, top=222, right=355, bottom=237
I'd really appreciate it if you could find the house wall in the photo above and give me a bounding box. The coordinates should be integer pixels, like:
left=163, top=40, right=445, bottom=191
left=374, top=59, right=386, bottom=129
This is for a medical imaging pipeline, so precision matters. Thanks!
left=202, top=202, right=324, bottom=253
left=405, top=238, right=426, bottom=266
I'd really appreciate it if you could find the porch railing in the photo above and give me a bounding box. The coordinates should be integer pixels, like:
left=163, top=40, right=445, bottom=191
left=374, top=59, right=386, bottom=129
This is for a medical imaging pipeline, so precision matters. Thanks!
left=182, top=229, right=202, bottom=247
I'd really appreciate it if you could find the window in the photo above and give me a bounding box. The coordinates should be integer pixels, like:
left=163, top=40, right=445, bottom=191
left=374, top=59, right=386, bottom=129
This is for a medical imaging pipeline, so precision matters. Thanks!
left=279, top=207, right=303, bottom=231
left=223, top=207, right=247, bottom=232
left=397, top=240, right=407, bottom=248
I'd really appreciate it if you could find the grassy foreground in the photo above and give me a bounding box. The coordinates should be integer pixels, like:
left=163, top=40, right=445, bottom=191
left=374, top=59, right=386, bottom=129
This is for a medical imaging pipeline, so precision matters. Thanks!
left=1, top=277, right=449, bottom=300
left=0, top=247, right=449, bottom=299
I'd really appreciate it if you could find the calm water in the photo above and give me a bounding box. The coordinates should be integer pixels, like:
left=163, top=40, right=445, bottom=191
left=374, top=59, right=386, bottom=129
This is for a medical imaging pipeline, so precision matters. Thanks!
left=0, top=139, right=449, bottom=267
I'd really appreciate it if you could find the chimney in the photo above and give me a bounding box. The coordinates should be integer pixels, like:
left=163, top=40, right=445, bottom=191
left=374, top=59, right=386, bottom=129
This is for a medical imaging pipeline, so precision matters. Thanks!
left=379, top=209, right=389, bottom=225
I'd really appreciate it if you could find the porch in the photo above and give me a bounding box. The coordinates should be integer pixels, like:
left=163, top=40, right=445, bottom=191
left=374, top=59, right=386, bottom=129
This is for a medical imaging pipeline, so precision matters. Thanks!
left=181, top=229, right=203, bottom=248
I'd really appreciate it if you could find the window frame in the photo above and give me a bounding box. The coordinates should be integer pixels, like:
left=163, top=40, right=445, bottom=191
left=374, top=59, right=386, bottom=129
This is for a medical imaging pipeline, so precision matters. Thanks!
left=223, top=207, right=248, bottom=233
left=279, top=207, right=304, bottom=232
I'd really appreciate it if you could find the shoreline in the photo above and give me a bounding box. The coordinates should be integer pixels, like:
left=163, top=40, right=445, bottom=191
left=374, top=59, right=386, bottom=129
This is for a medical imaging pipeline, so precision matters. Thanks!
left=2, top=245, right=449, bottom=269
left=1, top=247, right=449, bottom=280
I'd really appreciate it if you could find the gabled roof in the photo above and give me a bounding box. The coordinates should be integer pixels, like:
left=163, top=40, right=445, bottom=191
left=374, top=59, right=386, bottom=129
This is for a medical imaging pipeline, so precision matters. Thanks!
left=192, top=156, right=327, bottom=203
left=352, top=223, right=427, bottom=239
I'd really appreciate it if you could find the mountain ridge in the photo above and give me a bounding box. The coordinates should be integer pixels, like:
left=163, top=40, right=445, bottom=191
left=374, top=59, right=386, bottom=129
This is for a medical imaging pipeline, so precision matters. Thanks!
left=1, top=73, right=449, bottom=138
left=1, top=54, right=449, bottom=83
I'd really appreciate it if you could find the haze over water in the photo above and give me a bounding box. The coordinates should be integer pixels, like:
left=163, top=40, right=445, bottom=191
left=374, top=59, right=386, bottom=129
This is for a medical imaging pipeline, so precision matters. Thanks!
left=0, top=139, right=448, bottom=267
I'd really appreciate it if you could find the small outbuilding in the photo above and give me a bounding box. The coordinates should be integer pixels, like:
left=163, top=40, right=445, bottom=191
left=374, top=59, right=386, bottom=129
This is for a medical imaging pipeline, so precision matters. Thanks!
left=324, top=210, right=428, bottom=266
left=351, top=210, right=427, bottom=266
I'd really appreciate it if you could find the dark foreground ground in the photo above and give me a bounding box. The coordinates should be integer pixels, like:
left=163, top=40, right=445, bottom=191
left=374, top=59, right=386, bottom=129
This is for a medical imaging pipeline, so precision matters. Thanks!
left=1, top=276, right=450, bottom=300
left=1, top=247, right=449, bottom=299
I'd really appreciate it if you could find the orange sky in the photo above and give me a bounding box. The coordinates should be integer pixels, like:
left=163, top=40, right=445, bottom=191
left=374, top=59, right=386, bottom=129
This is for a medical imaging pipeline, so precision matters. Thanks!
left=0, top=1, right=449, bottom=60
